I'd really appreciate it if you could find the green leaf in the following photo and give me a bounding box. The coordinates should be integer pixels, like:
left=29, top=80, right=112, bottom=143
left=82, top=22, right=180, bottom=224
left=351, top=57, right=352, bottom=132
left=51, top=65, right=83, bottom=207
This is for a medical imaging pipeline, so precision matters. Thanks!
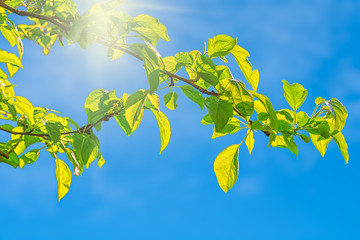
left=164, top=92, right=178, bottom=110
left=205, top=96, right=233, bottom=132
left=299, top=134, right=310, bottom=143
left=0, top=25, right=18, bottom=47
left=10, top=126, right=25, bottom=155
left=175, top=52, right=194, bottom=68
left=249, top=91, right=278, bottom=131
left=208, top=34, right=237, bottom=58
left=97, top=150, right=105, bottom=168
left=180, top=85, right=205, bottom=110
left=130, top=14, right=170, bottom=46
left=245, top=129, right=255, bottom=154
left=282, top=80, right=307, bottom=111
left=214, top=144, right=241, bottom=193
left=212, top=117, right=241, bottom=138
left=12, top=96, right=34, bottom=123
left=72, top=133, right=99, bottom=169
left=325, top=98, right=348, bottom=130
left=201, top=114, right=213, bottom=125
left=129, top=43, right=163, bottom=93
left=282, top=131, right=298, bottom=157
left=309, top=133, right=331, bottom=157
left=315, top=97, right=325, bottom=105
left=228, top=80, right=254, bottom=119
left=45, top=121, right=62, bottom=143
left=19, top=149, right=40, bottom=168
left=332, top=131, right=349, bottom=164
left=0, top=49, right=23, bottom=67
left=230, top=45, right=259, bottom=91
left=0, top=152, right=20, bottom=168
left=195, top=54, right=219, bottom=86
left=151, top=109, right=171, bottom=154
left=115, top=90, right=146, bottom=135
left=55, top=158, right=72, bottom=202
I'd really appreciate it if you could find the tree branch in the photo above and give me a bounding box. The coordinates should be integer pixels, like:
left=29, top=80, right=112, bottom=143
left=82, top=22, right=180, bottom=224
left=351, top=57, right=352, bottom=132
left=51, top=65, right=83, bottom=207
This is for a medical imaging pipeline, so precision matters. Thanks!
left=0, top=0, right=71, bottom=31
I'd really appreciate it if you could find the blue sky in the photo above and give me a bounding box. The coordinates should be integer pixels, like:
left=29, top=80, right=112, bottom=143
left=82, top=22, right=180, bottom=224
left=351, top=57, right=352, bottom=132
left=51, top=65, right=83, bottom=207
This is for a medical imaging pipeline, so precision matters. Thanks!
left=1, top=0, right=359, bottom=239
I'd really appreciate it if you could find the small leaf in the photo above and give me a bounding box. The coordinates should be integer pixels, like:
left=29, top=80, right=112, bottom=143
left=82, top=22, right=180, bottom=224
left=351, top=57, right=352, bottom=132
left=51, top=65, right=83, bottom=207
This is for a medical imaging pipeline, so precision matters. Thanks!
left=332, top=131, right=349, bottom=164
left=245, top=129, right=255, bottom=154
left=282, top=80, right=307, bottom=111
left=151, top=109, right=171, bottom=154
left=0, top=49, right=23, bottom=67
left=299, top=134, right=310, bottom=143
left=55, top=158, right=72, bottom=202
left=180, top=85, right=205, bottom=110
left=164, top=92, right=178, bottom=110
left=214, top=144, right=241, bottom=193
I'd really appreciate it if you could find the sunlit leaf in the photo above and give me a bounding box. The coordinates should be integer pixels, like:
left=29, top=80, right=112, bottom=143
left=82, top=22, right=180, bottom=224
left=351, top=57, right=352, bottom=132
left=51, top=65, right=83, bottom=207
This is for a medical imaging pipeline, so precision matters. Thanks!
left=180, top=85, right=205, bottom=110
left=214, top=144, right=241, bottom=193
left=55, top=158, right=72, bottom=202
left=325, top=98, right=348, bottom=130
left=19, top=149, right=40, bottom=168
left=245, top=129, right=255, bottom=154
left=151, top=109, right=171, bottom=154
left=332, top=131, right=349, bottom=164
left=208, top=34, right=237, bottom=58
left=282, top=80, right=307, bottom=111
left=164, top=92, right=178, bottom=110
left=205, top=96, right=233, bottom=132
left=230, top=45, right=259, bottom=91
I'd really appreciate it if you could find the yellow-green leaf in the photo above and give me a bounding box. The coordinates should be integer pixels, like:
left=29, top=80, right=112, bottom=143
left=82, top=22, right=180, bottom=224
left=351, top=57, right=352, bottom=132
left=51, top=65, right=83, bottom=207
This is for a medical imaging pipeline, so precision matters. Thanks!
left=151, top=109, right=171, bottom=154
left=245, top=129, right=255, bottom=154
left=309, top=133, right=331, bottom=157
left=332, top=131, right=349, bottom=164
left=55, top=158, right=72, bottom=202
left=214, top=144, right=240, bottom=193
left=12, top=96, right=34, bottom=123
left=0, top=49, right=23, bottom=67
left=208, top=34, right=237, bottom=58
left=282, top=80, right=307, bottom=111
left=164, top=92, right=178, bottom=110
left=230, top=45, right=259, bottom=91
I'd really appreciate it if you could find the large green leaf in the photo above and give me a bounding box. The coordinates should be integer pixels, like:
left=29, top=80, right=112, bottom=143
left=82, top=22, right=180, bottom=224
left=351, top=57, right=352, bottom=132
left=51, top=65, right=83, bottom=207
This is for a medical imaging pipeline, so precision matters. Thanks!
left=282, top=80, right=307, bottom=111
left=151, top=109, right=171, bottom=154
left=180, top=85, right=205, bottom=110
left=214, top=144, right=241, bottom=193
left=205, top=96, right=233, bottom=132
left=230, top=45, right=259, bottom=91
left=332, top=131, right=349, bottom=164
left=325, top=98, right=348, bottom=130
left=55, top=158, right=72, bottom=202
left=208, top=34, right=237, bottom=58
